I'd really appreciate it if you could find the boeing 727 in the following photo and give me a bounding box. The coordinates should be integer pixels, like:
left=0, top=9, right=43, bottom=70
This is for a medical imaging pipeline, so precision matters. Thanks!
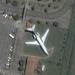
left=25, top=25, right=49, bottom=55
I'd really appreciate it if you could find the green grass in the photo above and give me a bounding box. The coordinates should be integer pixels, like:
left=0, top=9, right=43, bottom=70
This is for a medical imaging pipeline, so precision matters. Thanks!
left=23, top=24, right=67, bottom=57
left=22, top=24, right=69, bottom=75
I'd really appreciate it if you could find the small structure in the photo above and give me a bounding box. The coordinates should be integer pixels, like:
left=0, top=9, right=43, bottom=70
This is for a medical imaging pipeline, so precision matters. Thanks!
left=25, top=19, right=33, bottom=28
left=41, top=64, right=46, bottom=72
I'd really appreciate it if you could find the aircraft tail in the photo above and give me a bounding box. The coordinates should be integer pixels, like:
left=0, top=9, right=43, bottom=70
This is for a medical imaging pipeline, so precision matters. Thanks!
left=26, top=24, right=35, bottom=32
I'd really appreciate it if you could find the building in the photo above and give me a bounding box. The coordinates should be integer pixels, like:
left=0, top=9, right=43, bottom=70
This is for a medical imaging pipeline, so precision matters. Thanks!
left=24, top=56, right=40, bottom=75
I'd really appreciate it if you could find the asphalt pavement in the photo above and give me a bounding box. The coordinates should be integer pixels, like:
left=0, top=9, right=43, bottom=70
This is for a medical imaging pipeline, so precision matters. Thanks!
left=0, top=13, right=15, bottom=68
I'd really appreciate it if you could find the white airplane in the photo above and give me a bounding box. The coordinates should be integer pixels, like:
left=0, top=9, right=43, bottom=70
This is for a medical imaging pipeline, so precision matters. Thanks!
left=25, top=24, right=49, bottom=55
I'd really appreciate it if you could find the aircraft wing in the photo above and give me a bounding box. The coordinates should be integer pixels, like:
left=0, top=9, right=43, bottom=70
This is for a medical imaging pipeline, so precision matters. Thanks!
left=25, top=41, right=39, bottom=45
left=42, top=29, right=49, bottom=43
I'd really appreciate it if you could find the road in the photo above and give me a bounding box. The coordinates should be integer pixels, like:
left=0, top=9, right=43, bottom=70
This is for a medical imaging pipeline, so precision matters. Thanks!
left=0, top=15, right=23, bottom=75
left=0, top=14, right=15, bottom=69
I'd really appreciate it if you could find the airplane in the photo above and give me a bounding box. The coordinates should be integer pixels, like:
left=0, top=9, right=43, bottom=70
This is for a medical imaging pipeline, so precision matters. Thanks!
left=25, top=24, right=49, bottom=55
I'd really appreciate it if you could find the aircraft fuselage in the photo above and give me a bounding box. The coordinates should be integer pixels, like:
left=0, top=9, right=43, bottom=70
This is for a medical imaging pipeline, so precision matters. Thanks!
left=33, top=32, right=48, bottom=55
